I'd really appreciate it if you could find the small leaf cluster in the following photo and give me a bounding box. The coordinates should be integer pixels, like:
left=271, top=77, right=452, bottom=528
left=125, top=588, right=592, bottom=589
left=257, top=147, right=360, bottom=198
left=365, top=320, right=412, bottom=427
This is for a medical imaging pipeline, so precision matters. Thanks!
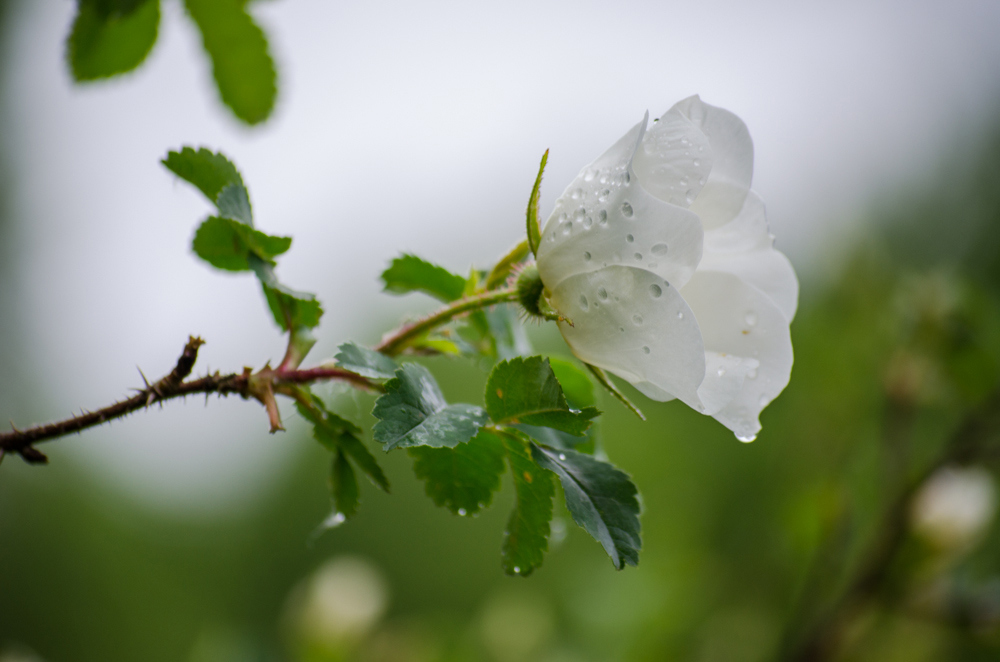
left=67, top=0, right=276, bottom=125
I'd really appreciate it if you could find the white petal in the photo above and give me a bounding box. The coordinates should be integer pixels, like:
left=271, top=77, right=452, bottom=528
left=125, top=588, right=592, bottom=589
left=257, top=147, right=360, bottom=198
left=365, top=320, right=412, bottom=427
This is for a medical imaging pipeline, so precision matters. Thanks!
left=550, top=265, right=706, bottom=405
left=632, top=106, right=713, bottom=207
left=538, top=116, right=703, bottom=292
left=701, top=191, right=799, bottom=321
left=672, top=96, right=754, bottom=230
left=679, top=270, right=793, bottom=439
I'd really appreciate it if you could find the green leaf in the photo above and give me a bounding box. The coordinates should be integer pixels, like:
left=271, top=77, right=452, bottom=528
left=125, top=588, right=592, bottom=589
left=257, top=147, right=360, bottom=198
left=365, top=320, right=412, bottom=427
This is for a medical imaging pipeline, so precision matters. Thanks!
left=372, top=364, right=489, bottom=451
left=548, top=357, right=596, bottom=408
left=335, top=342, right=399, bottom=380
left=409, top=429, right=505, bottom=516
left=192, top=216, right=291, bottom=271
left=184, top=0, right=276, bottom=125
left=485, top=356, right=600, bottom=435
left=67, top=0, right=159, bottom=81
left=216, top=183, right=253, bottom=225
left=526, top=150, right=548, bottom=257
left=296, top=396, right=389, bottom=492
left=486, top=240, right=530, bottom=290
left=585, top=364, right=646, bottom=421
left=250, top=257, right=323, bottom=330
left=381, top=254, right=467, bottom=303
left=162, top=147, right=244, bottom=206
left=331, top=450, right=360, bottom=519
left=499, top=430, right=555, bottom=576
left=530, top=444, right=641, bottom=570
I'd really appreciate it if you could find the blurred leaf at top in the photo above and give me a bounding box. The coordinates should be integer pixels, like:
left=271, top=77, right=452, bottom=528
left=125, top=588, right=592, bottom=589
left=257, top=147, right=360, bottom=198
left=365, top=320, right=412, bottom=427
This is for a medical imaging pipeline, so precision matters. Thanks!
left=381, top=254, right=467, bottom=303
left=66, top=0, right=278, bottom=126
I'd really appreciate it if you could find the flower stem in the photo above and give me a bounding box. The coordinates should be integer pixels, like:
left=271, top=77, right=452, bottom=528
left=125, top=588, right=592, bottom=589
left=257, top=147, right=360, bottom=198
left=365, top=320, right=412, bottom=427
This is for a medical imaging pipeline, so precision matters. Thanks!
left=376, top=287, right=520, bottom=356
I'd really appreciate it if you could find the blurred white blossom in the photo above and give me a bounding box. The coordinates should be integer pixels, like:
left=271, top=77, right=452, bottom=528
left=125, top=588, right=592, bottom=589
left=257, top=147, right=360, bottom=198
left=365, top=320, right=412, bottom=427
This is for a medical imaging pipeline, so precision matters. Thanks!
left=537, top=96, right=797, bottom=441
left=912, top=466, right=997, bottom=550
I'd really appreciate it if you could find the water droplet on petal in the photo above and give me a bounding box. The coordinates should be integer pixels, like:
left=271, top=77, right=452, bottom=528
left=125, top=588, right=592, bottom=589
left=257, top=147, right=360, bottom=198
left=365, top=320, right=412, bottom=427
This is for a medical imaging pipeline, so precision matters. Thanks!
left=598, top=209, right=608, bottom=226
left=558, top=453, right=566, bottom=461
left=561, top=224, right=572, bottom=236
left=513, top=566, right=521, bottom=573
left=717, top=367, right=726, bottom=376
left=571, top=188, right=584, bottom=200
left=651, top=243, right=669, bottom=256
left=632, top=314, right=644, bottom=325
left=579, top=295, right=589, bottom=311
left=634, top=253, right=643, bottom=261
left=745, top=312, right=758, bottom=326
left=642, top=346, right=650, bottom=354
left=597, top=287, right=608, bottom=300
left=582, top=216, right=593, bottom=229
left=583, top=169, right=597, bottom=182
left=458, top=508, right=467, bottom=516
left=598, top=189, right=610, bottom=202
left=621, top=202, right=633, bottom=217
left=736, top=434, right=757, bottom=443
left=625, top=234, right=634, bottom=243
left=677, top=311, right=685, bottom=320
left=583, top=251, right=591, bottom=261
left=649, top=284, right=662, bottom=298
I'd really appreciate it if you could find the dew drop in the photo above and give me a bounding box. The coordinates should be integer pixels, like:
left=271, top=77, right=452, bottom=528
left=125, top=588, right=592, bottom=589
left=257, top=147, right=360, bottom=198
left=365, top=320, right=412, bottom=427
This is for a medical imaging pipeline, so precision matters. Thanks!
left=632, top=314, right=644, bottom=325
left=651, top=243, right=669, bottom=256
left=649, top=284, right=662, bottom=298
left=598, top=189, right=610, bottom=202
left=579, top=295, right=589, bottom=311
left=693, top=159, right=700, bottom=167
left=677, top=311, right=685, bottom=320
left=583, top=251, right=592, bottom=261
left=582, top=216, right=593, bottom=229
left=685, top=190, right=696, bottom=204
left=625, top=234, right=634, bottom=243
left=571, top=188, right=584, bottom=200
left=642, top=346, right=651, bottom=354
left=513, top=566, right=521, bottom=573
left=550, top=231, right=556, bottom=242
left=561, top=224, right=572, bottom=236
left=747, top=368, right=758, bottom=380
left=558, top=453, right=566, bottom=461
left=759, top=394, right=768, bottom=407
left=598, top=209, right=608, bottom=226
left=736, top=434, right=757, bottom=443
left=597, top=287, right=608, bottom=300
left=583, top=169, right=597, bottom=182
left=745, top=312, right=758, bottom=326
left=634, top=253, right=643, bottom=261
left=619, top=327, right=625, bottom=332
left=621, top=201, right=634, bottom=217
left=622, top=172, right=631, bottom=185
left=717, top=367, right=726, bottom=376
left=458, top=508, right=467, bottom=516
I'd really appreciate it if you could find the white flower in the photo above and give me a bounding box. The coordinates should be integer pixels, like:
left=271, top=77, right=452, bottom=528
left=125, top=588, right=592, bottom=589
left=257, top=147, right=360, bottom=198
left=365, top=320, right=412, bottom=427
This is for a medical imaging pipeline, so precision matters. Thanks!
left=536, top=96, right=797, bottom=441
left=911, top=466, right=997, bottom=550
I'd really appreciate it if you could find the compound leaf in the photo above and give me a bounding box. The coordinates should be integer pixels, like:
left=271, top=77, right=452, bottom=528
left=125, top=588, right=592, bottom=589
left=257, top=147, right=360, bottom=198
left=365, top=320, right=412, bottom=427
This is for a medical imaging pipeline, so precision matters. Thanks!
left=485, top=356, right=599, bottom=435
left=530, top=444, right=641, bottom=570
left=372, top=364, right=488, bottom=451
left=409, top=428, right=505, bottom=516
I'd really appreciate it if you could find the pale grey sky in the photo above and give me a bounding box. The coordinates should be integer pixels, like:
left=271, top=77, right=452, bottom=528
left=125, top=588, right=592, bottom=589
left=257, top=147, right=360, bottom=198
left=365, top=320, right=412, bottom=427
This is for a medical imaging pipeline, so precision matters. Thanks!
left=3, top=0, right=999, bottom=510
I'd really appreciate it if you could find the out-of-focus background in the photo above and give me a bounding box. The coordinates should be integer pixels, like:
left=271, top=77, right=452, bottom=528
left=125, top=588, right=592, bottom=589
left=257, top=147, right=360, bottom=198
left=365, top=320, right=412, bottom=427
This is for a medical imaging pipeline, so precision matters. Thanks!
left=3, top=1, right=1000, bottom=660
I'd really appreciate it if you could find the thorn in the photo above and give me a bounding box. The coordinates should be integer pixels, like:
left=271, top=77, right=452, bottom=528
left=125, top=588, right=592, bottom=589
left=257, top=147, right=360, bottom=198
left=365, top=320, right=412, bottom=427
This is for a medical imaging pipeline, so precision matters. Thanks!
left=9, top=420, right=20, bottom=433
left=18, top=446, right=48, bottom=465
left=137, top=367, right=151, bottom=389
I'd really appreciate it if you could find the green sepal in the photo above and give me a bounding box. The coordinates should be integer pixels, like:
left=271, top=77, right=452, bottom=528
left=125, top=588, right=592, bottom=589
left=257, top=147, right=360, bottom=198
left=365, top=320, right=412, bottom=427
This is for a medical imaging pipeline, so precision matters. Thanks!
left=67, top=0, right=160, bottom=81
left=586, top=364, right=646, bottom=421
left=334, top=342, right=399, bottom=380
left=526, top=150, right=548, bottom=257
left=530, top=444, right=641, bottom=570
left=372, top=364, right=489, bottom=451
left=183, top=0, right=276, bottom=125
left=162, top=147, right=244, bottom=206
left=409, top=428, right=506, bottom=516
left=381, top=254, right=467, bottom=303
left=498, top=429, right=555, bottom=577
left=192, top=216, right=291, bottom=271
left=485, top=356, right=600, bottom=436
left=486, top=240, right=530, bottom=290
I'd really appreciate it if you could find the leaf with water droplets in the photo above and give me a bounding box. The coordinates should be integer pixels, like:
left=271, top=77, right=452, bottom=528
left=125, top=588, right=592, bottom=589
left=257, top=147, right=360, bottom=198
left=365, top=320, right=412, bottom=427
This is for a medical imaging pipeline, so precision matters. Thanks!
left=381, top=254, right=467, bottom=303
left=530, top=443, right=641, bottom=570
left=527, top=150, right=549, bottom=257
left=517, top=357, right=600, bottom=452
left=498, top=429, right=555, bottom=577
left=373, top=364, right=489, bottom=451
left=335, top=342, right=399, bottom=380
left=409, top=428, right=505, bottom=516
left=331, top=449, right=360, bottom=519
left=67, top=0, right=159, bottom=81
left=485, top=356, right=599, bottom=436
